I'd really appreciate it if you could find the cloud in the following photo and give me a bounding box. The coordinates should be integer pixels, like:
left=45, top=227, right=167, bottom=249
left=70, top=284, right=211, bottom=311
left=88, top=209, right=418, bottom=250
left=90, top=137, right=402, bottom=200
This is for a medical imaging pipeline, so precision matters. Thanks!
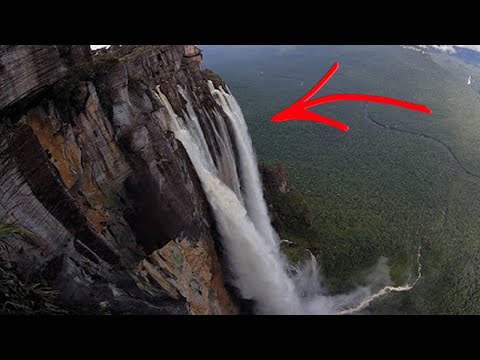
left=90, top=45, right=110, bottom=50
left=430, top=45, right=457, bottom=53
left=456, top=45, right=480, bottom=52
left=430, top=45, right=480, bottom=54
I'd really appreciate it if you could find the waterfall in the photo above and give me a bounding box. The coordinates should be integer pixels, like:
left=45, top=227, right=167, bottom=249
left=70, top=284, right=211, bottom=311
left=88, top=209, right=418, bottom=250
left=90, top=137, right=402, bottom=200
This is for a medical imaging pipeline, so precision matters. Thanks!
left=207, top=82, right=279, bottom=247
left=154, top=82, right=420, bottom=315
left=156, top=85, right=301, bottom=314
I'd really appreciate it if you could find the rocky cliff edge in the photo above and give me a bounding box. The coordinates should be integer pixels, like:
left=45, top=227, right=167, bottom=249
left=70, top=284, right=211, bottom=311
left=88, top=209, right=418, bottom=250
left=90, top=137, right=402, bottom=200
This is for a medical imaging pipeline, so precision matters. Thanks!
left=0, top=45, right=239, bottom=315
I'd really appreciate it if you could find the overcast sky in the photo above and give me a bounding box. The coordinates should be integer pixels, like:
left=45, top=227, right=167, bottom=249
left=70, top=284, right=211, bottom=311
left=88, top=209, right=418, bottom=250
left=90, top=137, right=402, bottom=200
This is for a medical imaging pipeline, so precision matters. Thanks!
left=90, top=45, right=480, bottom=52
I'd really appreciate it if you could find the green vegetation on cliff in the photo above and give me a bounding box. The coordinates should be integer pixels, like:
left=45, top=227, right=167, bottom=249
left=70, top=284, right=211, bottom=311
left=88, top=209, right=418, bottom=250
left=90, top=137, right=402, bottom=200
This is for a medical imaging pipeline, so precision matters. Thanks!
left=52, top=54, right=119, bottom=118
left=0, top=220, right=23, bottom=238
left=0, top=220, right=65, bottom=314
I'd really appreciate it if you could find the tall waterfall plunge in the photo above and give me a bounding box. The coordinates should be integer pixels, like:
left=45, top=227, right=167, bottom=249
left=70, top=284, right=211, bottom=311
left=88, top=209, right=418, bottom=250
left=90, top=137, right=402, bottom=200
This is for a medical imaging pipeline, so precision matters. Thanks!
left=154, top=82, right=414, bottom=314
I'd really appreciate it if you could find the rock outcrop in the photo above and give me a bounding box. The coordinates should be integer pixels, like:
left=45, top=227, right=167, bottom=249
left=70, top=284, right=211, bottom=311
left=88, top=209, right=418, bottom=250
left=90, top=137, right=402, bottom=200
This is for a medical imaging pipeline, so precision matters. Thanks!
left=261, top=163, right=292, bottom=195
left=0, top=45, right=239, bottom=314
left=261, top=163, right=314, bottom=234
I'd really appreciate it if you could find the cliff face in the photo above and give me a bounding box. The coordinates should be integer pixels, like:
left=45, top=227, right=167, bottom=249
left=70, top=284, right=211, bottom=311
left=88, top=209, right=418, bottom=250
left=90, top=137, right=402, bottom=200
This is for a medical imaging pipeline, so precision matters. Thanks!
left=0, top=46, right=92, bottom=109
left=0, top=45, right=238, bottom=314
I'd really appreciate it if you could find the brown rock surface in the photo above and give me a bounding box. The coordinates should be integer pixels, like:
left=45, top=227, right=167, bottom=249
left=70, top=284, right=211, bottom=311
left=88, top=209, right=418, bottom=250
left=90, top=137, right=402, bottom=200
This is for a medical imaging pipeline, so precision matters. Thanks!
left=261, top=163, right=292, bottom=194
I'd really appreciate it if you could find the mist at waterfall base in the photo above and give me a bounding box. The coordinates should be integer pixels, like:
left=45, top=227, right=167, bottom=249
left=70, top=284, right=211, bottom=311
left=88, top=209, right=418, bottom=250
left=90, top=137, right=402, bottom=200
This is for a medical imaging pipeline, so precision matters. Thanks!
left=155, top=82, right=416, bottom=315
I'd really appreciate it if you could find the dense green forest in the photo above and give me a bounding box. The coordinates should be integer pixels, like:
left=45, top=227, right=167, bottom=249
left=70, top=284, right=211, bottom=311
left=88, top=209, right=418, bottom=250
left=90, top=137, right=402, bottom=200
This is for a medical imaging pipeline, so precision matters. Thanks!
left=201, top=45, right=480, bottom=314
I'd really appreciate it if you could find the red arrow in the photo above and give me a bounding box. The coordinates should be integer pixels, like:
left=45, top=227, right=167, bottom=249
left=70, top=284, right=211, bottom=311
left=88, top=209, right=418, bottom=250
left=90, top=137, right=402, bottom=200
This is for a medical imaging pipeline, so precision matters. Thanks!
left=271, top=62, right=432, bottom=132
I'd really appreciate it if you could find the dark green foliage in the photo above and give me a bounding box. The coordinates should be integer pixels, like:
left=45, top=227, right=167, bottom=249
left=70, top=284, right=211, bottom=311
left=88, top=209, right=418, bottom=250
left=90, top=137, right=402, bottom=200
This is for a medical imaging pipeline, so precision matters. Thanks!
left=260, top=164, right=318, bottom=264
left=261, top=163, right=314, bottom=236
left=128, top=76, right=144, bottom=95
left=270, top=187, right=313, bottom=235
left=0, top=220, right=66, bottom=314
left=156, top=64, right=178, bottom=83
left=91, top=55, right=120, bottom=77
left=117, top=45, right=155, bottom=61
left=70, top=87, right=88, bottom=113
left=95, top=84, right=113, bottom=120
left=52, top=55, right=119, bottom=120
left=0, top=263, right=67, bottom=314
left=204, top=68, right=225, bottom=87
